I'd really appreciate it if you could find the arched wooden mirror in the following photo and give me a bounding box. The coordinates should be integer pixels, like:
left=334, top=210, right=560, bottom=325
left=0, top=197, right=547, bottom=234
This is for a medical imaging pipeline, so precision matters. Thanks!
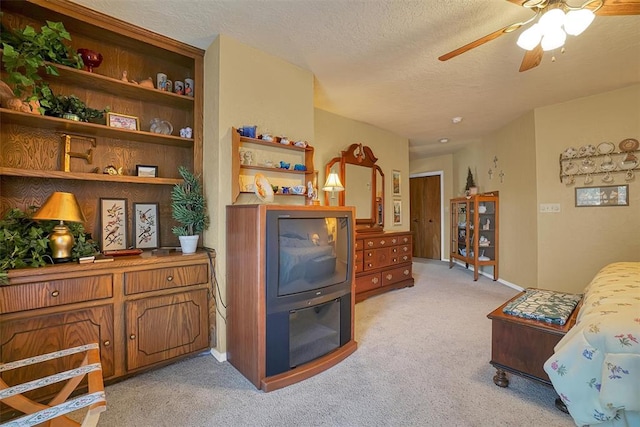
left=325, top=143, right=384, bottom=230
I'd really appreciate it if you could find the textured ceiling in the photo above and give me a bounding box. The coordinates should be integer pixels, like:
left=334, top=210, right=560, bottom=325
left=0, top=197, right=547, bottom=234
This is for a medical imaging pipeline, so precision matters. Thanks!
left=71, top=0, right=640, bottom=158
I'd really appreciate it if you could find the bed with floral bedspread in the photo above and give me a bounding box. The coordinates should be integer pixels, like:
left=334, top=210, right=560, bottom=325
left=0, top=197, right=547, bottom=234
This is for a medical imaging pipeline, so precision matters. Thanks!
left=544, top=262, right=640, bottom=427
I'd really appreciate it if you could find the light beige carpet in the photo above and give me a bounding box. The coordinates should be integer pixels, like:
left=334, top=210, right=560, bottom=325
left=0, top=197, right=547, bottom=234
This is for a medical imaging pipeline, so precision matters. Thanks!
left=95, top=259, right=574, bottom=426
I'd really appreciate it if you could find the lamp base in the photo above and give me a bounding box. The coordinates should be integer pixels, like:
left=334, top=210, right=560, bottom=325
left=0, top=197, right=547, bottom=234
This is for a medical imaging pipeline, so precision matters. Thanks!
left=49, top=223, right=75, bottom=261
left=53, top=257, right=72, bottom=264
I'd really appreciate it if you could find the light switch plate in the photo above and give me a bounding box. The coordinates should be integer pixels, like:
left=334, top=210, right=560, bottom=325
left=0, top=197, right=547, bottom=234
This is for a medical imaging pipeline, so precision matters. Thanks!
left=540, top=203, right=561, bottom=213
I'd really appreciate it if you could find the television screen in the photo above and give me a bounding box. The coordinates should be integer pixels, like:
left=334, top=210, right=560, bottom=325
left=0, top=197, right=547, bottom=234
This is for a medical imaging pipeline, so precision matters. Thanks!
left=277, top=216, right=350, bottom=296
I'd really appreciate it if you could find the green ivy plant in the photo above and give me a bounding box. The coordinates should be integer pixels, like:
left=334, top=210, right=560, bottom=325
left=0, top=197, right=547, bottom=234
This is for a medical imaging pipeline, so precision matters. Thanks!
left=41, top=92, right=109, bottom=123
left=1, top=20, right=83, bottom=103
left=0, top=208, right=99, bottom=284
left=171, top=166, right=210, bottom=237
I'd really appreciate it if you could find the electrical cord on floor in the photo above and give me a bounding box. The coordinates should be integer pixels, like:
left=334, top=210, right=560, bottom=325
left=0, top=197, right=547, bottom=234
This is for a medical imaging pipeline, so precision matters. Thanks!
left=203, top=247, right=227, bottom=324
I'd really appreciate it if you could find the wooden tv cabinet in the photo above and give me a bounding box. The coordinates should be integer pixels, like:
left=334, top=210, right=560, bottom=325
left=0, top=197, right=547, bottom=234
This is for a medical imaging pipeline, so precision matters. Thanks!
left=487, top=292, right=580, bottom=388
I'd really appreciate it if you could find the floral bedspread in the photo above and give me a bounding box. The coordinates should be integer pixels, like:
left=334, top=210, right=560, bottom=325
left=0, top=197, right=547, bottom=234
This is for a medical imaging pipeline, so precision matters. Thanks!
left=544, top=262, right=640, bottom=427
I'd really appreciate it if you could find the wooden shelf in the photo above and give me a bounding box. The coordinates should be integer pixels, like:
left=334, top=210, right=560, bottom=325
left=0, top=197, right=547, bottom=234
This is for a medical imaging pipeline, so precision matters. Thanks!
left=240, top=136, right=307, bottom=152
left=0, top=167, right=181, bottom=185
left=1, top=109, right=194, bottom=147
left=46, top=62, right=195, bottom=108
left=239, top=191, right=306, bottom=197
left=239, top=165, right=307, bottom=175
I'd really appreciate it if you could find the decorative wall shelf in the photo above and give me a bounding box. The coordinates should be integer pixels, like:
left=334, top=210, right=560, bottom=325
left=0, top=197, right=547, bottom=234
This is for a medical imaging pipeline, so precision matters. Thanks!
left=558, top=150, right=639, bottom=184
left=0, top=167, right=181, bottom=185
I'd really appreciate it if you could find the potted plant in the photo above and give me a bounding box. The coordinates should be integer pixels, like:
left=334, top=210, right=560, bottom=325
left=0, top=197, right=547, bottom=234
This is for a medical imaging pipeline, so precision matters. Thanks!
left=464, top=167, right=478, bottom=196
left=0, top=207, right=98, bottom=284
left=1, top=20, right=83, bottom=112
left=171, top=166, right=210, bottom=254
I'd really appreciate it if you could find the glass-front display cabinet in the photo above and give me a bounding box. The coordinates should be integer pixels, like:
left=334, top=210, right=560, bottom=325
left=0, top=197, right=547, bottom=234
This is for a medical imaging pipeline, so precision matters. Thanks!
left=449, top=193, right=499, bottom=281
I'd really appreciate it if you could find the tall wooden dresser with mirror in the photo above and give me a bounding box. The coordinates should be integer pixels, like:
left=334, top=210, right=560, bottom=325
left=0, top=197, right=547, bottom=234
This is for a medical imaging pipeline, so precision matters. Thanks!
left=326, top=143, right=414, bottom=302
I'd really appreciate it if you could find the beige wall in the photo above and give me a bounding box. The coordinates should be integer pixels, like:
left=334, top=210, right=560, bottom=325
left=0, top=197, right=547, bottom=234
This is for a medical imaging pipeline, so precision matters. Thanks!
left=413, top=84, right=639, bottom=293
left=535, top=84, right=640, bottom=293
left=203, top=35, right=315, bottom=353
left=315, top=109, right=410, bottom=231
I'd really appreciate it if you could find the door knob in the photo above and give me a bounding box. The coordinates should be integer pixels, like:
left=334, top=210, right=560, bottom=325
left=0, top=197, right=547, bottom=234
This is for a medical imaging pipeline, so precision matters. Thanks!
left=429, top=219, right=433, bottom=223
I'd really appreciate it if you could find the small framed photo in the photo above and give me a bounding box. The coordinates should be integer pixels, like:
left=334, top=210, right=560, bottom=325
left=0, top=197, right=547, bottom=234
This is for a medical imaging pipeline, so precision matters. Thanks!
left=392, top=170, right=401, bottom=196
left=575, top=185, right=629, bottom=207
left=393, top=200, right=402, bottom=226
left=136, top=165, right=158, bottom=177
left=106, top=112, right=139, bottom=130
left=100, top=198, right=128, bottom=251
left=133, top=203, right=160, bottom=249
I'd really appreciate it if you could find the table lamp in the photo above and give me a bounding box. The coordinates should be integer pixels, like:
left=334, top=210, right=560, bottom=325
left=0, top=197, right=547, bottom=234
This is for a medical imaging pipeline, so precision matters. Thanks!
left=322, top=172, right=344, bottom=200
left=32, top=192, right=87, bottom=263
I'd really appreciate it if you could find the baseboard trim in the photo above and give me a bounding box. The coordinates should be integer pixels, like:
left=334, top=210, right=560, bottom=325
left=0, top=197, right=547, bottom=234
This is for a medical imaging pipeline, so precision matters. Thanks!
left=442, top=259, right=524, bottom=292
left=210, top=348, right=227, bottom=362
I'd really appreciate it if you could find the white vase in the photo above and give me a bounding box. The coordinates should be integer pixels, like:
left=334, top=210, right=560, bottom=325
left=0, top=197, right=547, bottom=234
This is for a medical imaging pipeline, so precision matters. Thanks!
left=179, top=235, right=199, bottom=254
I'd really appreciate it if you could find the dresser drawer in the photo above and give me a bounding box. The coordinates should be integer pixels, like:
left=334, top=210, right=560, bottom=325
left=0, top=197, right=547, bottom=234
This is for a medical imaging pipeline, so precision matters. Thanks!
left=363, top=247, right=391, bottom=270
left=362, top=236, right=394, bottom=249
left=354, top=250, right=364, bottom=273
left=0, top=275, right=113, bottom=314
left=381, top=265, right=412, bottom=287
left=125, top=264, right=208, bottom=295
left=355, top=272, right=382, bottom=293
left=355, top=239, right=363, bottom=251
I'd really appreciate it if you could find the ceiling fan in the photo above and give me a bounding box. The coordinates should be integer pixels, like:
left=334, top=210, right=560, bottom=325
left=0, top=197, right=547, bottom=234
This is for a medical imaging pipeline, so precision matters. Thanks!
left=438, top=0, right=640, bottom=72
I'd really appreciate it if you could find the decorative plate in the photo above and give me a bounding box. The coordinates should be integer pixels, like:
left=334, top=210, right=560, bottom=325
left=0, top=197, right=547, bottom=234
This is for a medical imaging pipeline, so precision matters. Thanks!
left=579, top=158, right=596, bottom=174
left=562, top=147, right=577, bottom=159
left=597, top=142, right=615, bottom=155
left=254, top=173, right=274, bottom=203
left=563, top=161, right=578, bottom=175
left=619, top=138, right=639, bottom=152
left=578, top=144, right=596, bottom=157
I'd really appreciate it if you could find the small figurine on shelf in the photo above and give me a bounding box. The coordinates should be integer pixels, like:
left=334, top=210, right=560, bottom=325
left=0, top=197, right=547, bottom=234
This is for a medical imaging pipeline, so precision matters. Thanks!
left=483, top=218, right=491, bottom=230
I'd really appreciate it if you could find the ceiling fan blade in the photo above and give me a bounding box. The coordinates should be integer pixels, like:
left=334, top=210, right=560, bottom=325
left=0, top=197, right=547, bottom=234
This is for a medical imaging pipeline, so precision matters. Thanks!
left=593, top=0, right=640, bottom=16
left=438, top=23, right=524, bottom=61
left=519, top=44, right=543, bottom=72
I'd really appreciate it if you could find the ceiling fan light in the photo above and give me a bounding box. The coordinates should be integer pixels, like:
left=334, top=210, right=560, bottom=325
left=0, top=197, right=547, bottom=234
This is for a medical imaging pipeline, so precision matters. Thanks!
left=564, top=9, right=595, bottom=36
left=541, top=28, right=567, bottom=51
left=517, top=24, right=542, bottom=50
left=538, top=8, right=566, bottom=32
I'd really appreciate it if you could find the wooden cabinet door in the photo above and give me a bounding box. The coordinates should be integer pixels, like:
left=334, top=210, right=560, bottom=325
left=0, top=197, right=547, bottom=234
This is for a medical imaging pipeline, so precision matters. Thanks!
left=0, top=305, right=114, bottom=401
left=126, top=289, right=209, bottom=370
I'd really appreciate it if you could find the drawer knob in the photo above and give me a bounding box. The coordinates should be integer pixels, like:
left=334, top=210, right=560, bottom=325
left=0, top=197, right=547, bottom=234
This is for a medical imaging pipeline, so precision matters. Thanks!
left=368, top=263, right=373, bottom=268
left=403, top=247, right=408, bottom=252
left=403, top=255, right=408, bottom=261
left=380, top=240, right=386, bottom=245
left=392, top=248, right=398, bottom=253
left=51, top=290, right=60, bottom=297
left=403, top=269, right=409, bottom=275
left=386, top=274, right=393, bottom=280
left=392, top=238, right=397, bottom=244
left=129, top=334, right=136, bottom=340
left=372, top=277, right=379, bottom=284
left=403, top=237, right=408, bottom=243
left=367, top=241, right=374, bottom=247
left=166, top=275, right=174, bottom=282
left=103, top=340, right=111, bottom=347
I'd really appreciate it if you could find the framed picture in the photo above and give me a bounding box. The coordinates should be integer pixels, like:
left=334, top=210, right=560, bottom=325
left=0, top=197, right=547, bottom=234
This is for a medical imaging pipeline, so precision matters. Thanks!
left=136, top=165, right=158, bottom=178
left=392, top=170, right=401, bottom=196
left=393, top=200, right=402, bottom=225
left=575, top=185, right=629, bottom=207
left=133, top=203, right=160, bottom=249
left=106, top=112, right=139, bottom=130
left=99, top=198, right=128, bottom=251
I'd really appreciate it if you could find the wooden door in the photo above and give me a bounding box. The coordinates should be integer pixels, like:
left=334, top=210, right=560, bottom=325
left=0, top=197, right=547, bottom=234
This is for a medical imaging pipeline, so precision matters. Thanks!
left=126, top=289, right=209, bottom=370
left=410, top=175, right=441, bottom=259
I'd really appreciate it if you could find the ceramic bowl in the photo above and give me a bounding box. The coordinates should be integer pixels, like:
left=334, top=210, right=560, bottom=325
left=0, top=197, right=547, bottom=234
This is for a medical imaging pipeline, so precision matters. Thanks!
left=292, top=185, right=306, bottom=195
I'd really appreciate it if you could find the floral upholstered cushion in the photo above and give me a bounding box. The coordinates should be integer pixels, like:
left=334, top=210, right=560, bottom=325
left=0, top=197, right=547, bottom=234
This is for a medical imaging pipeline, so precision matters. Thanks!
left=502, top=288, right=582, bottom=325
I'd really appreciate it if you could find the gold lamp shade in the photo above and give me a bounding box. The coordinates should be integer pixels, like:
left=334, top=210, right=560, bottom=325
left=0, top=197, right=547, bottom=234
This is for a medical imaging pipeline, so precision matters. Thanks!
left=322, top=172, right=344, bottom=192
left=32, top=192, right=86, bottom=262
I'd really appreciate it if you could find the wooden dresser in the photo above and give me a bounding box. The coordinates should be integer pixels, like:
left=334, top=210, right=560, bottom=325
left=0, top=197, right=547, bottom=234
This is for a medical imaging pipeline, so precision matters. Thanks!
left=0, top=251, right=212, bottom=401
left=354, top=231, right=414, bottom=302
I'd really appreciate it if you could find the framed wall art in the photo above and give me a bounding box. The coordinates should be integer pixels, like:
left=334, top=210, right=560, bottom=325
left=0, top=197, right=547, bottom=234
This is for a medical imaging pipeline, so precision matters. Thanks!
left=575, top=185, right=628, bottom=207
left=136, top=164, right=158, bottom=177
left=100, top=198, right=128, bottom=251
left=393, top=200, right=402, bottom=225
left=106, top=112, right=139, bottom=130
left=392, top=170, right=401, bottom=196
left=133, top=203, right=159, bottom=249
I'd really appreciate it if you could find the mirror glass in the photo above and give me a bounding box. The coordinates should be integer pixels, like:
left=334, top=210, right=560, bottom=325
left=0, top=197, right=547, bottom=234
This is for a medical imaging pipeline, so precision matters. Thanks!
left=325, top=143, right=384, bottom=229
left=345, top=163, right=372, bottom=219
